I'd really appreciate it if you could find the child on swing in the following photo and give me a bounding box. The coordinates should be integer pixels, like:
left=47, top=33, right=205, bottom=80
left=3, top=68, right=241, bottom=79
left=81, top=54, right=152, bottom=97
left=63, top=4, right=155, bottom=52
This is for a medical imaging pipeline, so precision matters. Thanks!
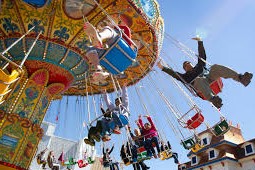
left=83, top=19, right=132, bottom=70
left=137, top=115, right=161, bottom=158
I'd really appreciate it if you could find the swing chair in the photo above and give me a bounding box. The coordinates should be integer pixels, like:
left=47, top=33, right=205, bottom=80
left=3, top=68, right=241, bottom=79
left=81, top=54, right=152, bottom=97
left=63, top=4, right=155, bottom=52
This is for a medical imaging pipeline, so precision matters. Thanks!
left=181, top=135, right=202, bottom=151
left=160, top=150, right=173, bottom=160
left=211, top=118, right=229, bottom=136
left=99, top=27, right=138, bottom=75
left=196, top=78, right=223, bottom=100
left=0, top=27, right=41, bottom=104
left=165, top=34, right=224, bottom=100
left=178, top=105, right=204, bottom=130
left=87, top=0, right=138, bottom=75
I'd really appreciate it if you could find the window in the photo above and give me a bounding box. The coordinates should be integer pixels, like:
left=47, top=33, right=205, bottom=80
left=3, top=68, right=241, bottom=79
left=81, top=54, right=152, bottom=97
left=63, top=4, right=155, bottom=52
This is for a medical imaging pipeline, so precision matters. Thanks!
left=202, top=138, right=208, bottom=145
left=245, top=144, right=254, bottom=155
left=209, top=150, right=216, bottom=160
left=191, top=156, right=197, bottom=165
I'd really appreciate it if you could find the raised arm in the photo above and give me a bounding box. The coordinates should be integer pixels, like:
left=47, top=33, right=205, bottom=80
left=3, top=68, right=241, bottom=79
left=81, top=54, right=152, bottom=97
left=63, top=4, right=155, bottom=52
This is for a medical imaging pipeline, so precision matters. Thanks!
left=162, top=67, right=182, bottom=81
left=102, top=147, right=105, bottom=155
left=138, top=115, right=144, bottom=129
left=157, top=61, right=182, bottom=81
left=121, top=86, right=129, bottom=110
left=197, top=40, right=206, bottom=68
left=146, top=115, right=156, bottom=130
left=109, top=145, right=114, bottom=154
left=103, top=91, right=115, bottom=110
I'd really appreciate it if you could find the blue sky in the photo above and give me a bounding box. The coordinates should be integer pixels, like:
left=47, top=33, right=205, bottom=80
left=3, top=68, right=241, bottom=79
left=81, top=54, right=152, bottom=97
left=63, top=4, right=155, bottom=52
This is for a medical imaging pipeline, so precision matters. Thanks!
left=45, top=0, right=255, bottom=169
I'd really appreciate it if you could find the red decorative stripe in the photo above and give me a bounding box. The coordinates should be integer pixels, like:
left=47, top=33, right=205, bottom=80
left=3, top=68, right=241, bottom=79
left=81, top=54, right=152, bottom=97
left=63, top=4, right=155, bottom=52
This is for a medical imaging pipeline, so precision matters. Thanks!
left=0, top=160, right=26, bottom=170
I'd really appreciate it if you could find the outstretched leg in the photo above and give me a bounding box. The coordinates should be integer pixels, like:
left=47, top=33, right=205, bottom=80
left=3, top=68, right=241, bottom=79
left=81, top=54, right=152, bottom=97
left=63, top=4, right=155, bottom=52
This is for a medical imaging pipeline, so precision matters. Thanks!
left=209, top=64, right=253, bottom=86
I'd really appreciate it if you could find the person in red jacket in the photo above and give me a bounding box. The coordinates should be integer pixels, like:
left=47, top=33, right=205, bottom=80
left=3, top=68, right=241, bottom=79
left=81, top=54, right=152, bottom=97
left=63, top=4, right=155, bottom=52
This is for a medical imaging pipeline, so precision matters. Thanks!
left=137, top=115, right=161, bottom=158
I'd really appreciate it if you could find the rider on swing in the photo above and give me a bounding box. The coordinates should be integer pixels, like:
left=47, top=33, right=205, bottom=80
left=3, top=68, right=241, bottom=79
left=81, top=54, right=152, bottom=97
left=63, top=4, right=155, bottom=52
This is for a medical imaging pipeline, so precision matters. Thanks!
left=157, top=37, right=253, bottom=108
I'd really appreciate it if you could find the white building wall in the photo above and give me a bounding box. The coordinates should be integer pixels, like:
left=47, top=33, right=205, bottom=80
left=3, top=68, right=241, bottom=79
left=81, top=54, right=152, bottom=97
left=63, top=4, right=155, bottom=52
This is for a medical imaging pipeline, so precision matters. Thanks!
left=241, top=160, right=255, bottom=170
left=29, top=122, right=95, bottom=170
left=224, top=160, right=240, bottom=170
left=192, top=160, right=240, bottom=170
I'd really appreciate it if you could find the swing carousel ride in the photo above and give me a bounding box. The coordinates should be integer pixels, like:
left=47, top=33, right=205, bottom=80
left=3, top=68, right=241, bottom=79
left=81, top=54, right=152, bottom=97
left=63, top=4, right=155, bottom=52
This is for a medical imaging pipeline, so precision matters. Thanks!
left=0, top=0, right=164, bottom=169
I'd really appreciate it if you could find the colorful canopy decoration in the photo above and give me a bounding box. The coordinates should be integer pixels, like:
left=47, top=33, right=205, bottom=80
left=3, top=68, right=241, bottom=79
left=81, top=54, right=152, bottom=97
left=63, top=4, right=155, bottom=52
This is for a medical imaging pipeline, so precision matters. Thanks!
left=0, top=0, right=164, bottom=95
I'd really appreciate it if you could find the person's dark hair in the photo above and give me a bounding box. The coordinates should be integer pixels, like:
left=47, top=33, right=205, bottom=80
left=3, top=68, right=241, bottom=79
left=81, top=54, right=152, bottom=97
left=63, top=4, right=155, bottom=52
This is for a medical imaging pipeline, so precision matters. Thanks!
left=183, top=61, right=191, bottom=70
left=115, top=97, right=122, bottom=103
left=144, top=123, right=150, bottom=126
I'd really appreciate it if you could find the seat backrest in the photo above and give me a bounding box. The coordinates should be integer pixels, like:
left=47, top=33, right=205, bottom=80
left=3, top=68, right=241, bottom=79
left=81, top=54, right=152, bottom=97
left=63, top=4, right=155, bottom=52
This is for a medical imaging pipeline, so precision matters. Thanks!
left=196, top=78, right=223, bottom=100
left=0, top=69, right=20, bottom=83
left=0, top=69, right=21, bottom=94
left=187, top=113, right=204, bottom=129
left=213, top=120, right=229, bottom=136
left=210, top=78, right=223, bottom=94
left=191, top=143, right=203, bottom=153
left=182, top=138, right=196, bottom=150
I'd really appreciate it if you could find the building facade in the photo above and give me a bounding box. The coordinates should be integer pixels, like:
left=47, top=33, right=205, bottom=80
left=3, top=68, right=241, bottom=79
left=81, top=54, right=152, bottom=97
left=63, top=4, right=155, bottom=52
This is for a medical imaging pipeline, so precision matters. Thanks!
left=179, top=122, right=255, bottom=170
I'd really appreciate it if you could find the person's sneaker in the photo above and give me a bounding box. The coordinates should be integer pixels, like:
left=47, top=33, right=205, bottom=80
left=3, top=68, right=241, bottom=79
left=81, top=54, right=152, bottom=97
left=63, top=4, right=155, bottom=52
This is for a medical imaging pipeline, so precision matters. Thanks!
left=84, top=138, right=95, bottom=146
left=239, top=72, right=253, bottom=87
left=210, top=96, right=223, bottom=109
left=192, top=37, right=202, bottom=41
left=146, top=166, right=150, bottom=169
left=113, top=128, right=121, bottom=134
left=102, top=135, right=111, bottom=142
left=90, top=133, right=101, bottom=142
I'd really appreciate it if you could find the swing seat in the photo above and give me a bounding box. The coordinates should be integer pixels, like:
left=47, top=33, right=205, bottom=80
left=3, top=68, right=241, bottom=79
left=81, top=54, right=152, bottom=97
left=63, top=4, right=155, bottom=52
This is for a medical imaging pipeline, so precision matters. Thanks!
left=87, top=157, right=94, bottom=164
left=122, top=156, right=132, bottom=166
left=160, top=150, right=172, bottom=160
left=99, top=36, right=137, bottom=75
left=0, top=69, right=21, bottom=104
left=137, top=146, right=149, bottom=160
left=191, top=143, right=203, bottom=153
left=197, top=78, right=223, bottom=100
left=182, top=138, right=196, bottom=150
left=137, top=151, right=148, bottom=160
left=77, top=160, right=88, bottom=168
left=137, top=146, right=146, bottom=153
left=0, top=69, right=21, bottom=92
left=119, top=114, right=129, bottom=126
left=186, top=112, right=204, bottom=129
left=212, top=119, right=230, bottom=136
